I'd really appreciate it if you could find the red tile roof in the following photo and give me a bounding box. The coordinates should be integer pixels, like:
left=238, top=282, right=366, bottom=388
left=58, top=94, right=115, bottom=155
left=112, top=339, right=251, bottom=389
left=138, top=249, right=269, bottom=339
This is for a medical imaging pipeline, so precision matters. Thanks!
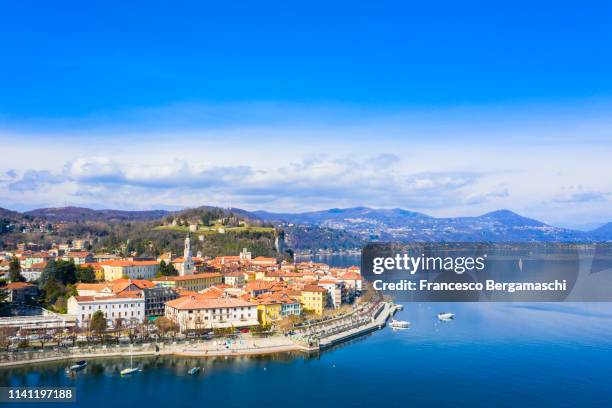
left=6, top=282, right=37, bottom=290
left=302, top=285, right=327, bottom=293
left=100, top=260, right=159, bottom=267
left=165, top=296, right=254, bottom=310
left=153, top=273, right=221, bottom=282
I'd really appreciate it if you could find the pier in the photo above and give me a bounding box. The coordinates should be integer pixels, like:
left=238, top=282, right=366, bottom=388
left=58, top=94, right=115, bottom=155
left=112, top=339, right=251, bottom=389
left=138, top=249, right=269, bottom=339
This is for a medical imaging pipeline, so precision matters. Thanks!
left=294, top=301, right=400, bottom=352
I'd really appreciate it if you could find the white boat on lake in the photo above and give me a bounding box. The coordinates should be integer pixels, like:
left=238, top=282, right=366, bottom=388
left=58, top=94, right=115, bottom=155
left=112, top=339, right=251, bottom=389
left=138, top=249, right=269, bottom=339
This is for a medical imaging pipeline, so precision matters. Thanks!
left=69, top=360, right=87, bottom=371
left=389, top=319, right=410, bottom=329
left=120, top=350, right=140, bottom=376
left=437, top=312, right=455, bottom=321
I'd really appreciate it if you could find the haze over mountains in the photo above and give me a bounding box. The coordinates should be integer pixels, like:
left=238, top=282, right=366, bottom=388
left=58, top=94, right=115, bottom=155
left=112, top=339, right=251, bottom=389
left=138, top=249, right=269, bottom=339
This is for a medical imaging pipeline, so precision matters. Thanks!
left=2, top=205, right=611, bottom=243
left=254, top=207, right=601, bottom=242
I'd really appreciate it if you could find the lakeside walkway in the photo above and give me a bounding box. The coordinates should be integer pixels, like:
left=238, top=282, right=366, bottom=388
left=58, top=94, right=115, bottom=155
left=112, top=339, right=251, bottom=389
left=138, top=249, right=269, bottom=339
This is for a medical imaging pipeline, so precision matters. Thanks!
left=320, top=302, right=398, bottom=348
left=0, top=302, right=398, bottom=368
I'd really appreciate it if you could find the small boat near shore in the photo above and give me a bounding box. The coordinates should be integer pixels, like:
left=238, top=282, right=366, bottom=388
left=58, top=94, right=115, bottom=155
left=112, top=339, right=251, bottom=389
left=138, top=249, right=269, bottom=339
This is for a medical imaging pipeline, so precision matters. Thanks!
left=121, top=352, right=139, bottom=376
left=437, top=312, right=455, bottom=321
left=120, top=367, right=139, bottom=376
left=69, top=360, right=87, bottom=371
left=389, top=319, right=410, bottom=329
left=188, top=367, right=201, bottom=375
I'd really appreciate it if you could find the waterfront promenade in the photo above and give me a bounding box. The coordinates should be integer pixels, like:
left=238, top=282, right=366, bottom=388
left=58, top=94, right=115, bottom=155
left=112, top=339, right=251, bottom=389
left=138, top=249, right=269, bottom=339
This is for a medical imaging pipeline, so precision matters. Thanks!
left=0, top=302, right=398, bottom=367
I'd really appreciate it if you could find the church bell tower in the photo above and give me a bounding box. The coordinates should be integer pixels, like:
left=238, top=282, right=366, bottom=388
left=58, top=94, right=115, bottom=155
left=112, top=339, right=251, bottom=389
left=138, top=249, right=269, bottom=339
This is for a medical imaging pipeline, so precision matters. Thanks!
left=180, top=234, right=195, bottom=276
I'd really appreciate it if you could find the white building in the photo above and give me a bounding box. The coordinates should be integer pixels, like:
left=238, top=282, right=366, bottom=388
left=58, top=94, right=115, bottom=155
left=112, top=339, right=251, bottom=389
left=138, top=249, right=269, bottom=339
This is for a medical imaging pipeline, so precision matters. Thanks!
left=222, top=272, right=246, bottom=286
left=100, top=260, right=159, bottom=281
left=21, top=261, right=47, bottom=282
left=318, top=279, right=344, bottom=308
left=67, top=294, right=145, bottom=328
left=165, top=296, right=258, bottom=332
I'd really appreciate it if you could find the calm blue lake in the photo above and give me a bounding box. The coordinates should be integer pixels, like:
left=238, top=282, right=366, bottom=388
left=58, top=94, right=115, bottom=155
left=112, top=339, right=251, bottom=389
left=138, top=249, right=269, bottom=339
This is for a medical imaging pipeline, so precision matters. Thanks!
left=3, top=301, right=612, bottom=408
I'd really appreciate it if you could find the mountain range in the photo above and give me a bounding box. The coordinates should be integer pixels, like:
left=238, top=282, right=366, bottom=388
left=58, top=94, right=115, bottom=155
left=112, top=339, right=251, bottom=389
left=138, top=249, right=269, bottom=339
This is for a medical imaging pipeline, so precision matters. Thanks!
left=23, top=207, right=170, bottom=222
left=254, top=207, right=600, bottom=243
left=2, top=205, right=612, bottom=243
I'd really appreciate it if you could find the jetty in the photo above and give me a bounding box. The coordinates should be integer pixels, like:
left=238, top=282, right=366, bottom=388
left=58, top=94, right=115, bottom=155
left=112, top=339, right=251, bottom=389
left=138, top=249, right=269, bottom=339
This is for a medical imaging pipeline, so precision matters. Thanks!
left=292, top=301, right=400, bottom=352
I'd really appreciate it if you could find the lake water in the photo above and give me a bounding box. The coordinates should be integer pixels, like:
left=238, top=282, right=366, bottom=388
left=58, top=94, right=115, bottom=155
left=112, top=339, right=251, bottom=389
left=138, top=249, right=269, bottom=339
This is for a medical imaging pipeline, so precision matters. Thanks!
left=295, top=253, right=361, bottom=268
left=3, top=302, right=612, bottom=407
left=3, top=255, right=612, bottom=407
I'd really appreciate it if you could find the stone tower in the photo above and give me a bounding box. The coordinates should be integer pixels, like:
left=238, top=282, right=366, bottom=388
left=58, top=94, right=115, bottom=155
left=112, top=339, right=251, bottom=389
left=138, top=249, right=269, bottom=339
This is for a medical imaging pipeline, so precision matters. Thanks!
left=180, top=234, right=195, bottom=276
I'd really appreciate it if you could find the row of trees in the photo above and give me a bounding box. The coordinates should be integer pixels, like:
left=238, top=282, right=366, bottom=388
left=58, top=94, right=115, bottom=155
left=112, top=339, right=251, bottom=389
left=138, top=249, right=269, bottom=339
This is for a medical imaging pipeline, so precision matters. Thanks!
left=88, top=312, right=179, bottom=339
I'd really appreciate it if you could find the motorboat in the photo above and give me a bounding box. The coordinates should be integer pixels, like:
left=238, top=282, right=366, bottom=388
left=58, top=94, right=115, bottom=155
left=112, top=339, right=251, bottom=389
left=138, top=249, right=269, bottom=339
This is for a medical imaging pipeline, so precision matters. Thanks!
left=437, top=312, right=455, bottom=321
left=389, top=319, right=410, bottom=329
left=69, top=360, right=87, bottom=371
left=188, top=367, right=201, bottom=375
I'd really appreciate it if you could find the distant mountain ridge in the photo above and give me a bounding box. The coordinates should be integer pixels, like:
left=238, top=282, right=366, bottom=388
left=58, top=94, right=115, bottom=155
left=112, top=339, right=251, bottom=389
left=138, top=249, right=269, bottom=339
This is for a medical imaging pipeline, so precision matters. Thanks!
left=253, top=207, right=608, bottom=242
left=1, top=205, right=611, bottom=242
left=23, top=206, right=171, bottom=222
left=591, top=222, right=612, bottom=241
left=253, top=207, right=431, bottom=226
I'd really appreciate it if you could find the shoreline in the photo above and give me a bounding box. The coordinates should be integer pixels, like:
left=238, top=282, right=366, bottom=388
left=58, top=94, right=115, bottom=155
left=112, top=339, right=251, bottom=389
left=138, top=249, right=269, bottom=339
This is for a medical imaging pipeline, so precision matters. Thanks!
left=0, top=302, right=398, bottom=368
left=0, top=344, right=306, bottom=368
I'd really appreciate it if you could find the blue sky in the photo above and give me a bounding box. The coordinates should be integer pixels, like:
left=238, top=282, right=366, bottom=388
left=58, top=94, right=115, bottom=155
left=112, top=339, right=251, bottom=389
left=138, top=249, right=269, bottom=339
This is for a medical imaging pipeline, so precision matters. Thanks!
left=1, top=1, right=612, bottom=229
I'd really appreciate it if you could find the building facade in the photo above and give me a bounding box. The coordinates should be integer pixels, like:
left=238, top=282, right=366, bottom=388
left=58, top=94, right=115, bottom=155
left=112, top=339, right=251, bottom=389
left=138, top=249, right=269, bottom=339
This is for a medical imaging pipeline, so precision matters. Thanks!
left=61, top=251, right=93, bottom=265
left=165, top=296, right=258, bottom=332
left=300, top=285, right=327, bottom=315
left=152, top=273, right=222, bottom=292
left=67, top=294, right=145, bottom=328
left=100, top=260, right=160, bottom=281
left=4, top=282, right=39, bottom=303
left=142, top=287, right=179, bottom=318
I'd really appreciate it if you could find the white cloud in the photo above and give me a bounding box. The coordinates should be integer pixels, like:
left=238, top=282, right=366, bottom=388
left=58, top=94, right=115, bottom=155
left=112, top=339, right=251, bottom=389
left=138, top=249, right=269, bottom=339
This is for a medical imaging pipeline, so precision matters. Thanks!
left=0, top=101, right=611, bottom=225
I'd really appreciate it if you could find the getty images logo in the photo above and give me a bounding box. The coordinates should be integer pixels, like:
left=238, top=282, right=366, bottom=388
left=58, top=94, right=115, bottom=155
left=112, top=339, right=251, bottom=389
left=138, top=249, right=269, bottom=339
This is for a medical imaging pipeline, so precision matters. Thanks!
left=372, top=253, right=487, bottom=275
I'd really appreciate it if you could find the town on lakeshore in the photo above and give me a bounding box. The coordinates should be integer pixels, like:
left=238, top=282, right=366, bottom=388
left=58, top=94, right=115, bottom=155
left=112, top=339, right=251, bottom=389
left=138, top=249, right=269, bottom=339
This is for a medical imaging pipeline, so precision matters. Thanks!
left=0, top=222, right=396, bottom=366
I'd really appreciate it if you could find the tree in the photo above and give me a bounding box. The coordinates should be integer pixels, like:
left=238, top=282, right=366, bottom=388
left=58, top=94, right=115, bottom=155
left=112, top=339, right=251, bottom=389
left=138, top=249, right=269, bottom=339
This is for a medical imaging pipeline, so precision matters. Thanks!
left=277, top=315, right=302, bottom=333
left=40, top=260, right=77, bottom=286
left=158, top=260, right=177, bottom=277
left=8, top=257, right=24, bottom=282
left=90, top=310, right=107, bottom=334
left=76, top=266, right=96, bottom=283
left=43, top=277, right=63, bottom=306
left=201, top=212, right=212, bottom=227
left=155, top=316, right=177, bottom=337
left=113, top=317, right=124, bottom=343
left=0, top=327, right=12, bottom=351
left=0, top=287, right=8, bottom=304
left=53, top=297, right=68, bottom=314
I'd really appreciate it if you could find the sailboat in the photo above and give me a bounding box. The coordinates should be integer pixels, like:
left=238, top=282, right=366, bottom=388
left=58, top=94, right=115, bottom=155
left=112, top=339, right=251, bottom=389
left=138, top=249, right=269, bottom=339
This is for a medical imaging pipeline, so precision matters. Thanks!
left=120, top=350, right=140, bottom=376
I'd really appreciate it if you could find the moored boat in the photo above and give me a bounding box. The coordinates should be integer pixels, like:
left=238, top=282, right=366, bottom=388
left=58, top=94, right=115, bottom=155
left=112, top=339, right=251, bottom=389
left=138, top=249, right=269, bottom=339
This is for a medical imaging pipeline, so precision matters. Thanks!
left=120, top=350, right=139, bottom=376
left=188, top=367, right=201, bottom=375
left=437, top=312, right=455, bottom=321
left=120, top=367, right=139, bottom=376
left=389, top=319, right=410, bottom=329
left=69, top=360, right=87, bottom=371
